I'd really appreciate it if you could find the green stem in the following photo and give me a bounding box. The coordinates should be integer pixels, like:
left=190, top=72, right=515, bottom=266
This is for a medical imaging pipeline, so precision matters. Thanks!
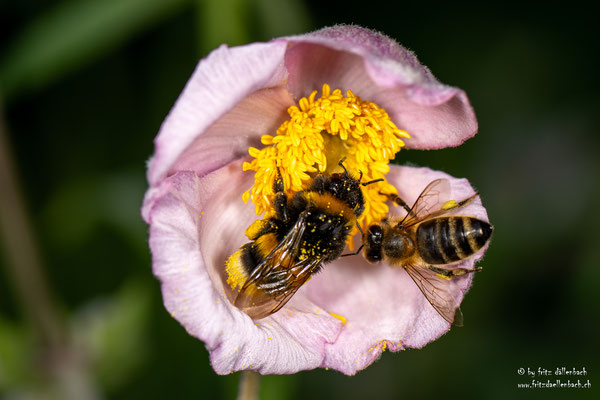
left=0, top=99, right=64, bottom=352
left=237, top=371, right=261, bottom=400
left=0, top=98, right=97, bottom=399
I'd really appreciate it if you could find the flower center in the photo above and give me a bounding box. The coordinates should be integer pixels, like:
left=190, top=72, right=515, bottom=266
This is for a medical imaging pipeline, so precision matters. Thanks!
left=242, top=83, right=410, bottom=240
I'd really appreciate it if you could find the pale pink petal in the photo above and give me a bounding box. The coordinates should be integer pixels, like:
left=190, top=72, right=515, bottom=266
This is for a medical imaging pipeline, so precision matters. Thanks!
left=167, top=86, right=294, bottom=180
left=146, top=160, right=344, bottom=375
left=304, top=165, right=489, bottom=375
left=147, top=42, right=289, bottom=186
left=282, top=25, right=477, bottom=149
left=148, top=26, right=477, bottom=190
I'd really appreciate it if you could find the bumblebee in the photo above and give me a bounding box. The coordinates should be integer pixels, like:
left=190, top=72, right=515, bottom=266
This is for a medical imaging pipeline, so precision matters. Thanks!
left=363, top=179, right=493, bottom=326
left=226, top=160, right=381, bottom=319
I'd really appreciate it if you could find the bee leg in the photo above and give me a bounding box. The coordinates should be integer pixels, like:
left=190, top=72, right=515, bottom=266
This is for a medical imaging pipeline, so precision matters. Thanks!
left=448, top=266, right=482, bottom=277
left=441, top=193, right=480, bottom=211
left=340, top=244, right=364, bottom=258
left=457, top=193, right=479, bottom=207
left=381, top=192, right=416, bottom=218
left=273, top=169, right=290, bottom=223
left=339, top=222, right=364, bottom=257
left=428, top=265, right=482, bottom=278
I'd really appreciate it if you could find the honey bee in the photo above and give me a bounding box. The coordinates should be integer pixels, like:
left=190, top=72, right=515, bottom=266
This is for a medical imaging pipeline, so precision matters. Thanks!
left=226, top=160, right=382, bottom=319
left=362, top=179, right=493, bottom=326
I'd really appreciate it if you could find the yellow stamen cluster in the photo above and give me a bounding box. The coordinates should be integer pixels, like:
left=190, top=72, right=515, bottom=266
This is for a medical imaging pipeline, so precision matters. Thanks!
left=242, top=83, right=410, bottom=239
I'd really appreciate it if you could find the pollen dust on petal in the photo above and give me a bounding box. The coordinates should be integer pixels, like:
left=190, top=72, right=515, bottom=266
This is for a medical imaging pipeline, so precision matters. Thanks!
left=329, top=312, right=347, bottom=324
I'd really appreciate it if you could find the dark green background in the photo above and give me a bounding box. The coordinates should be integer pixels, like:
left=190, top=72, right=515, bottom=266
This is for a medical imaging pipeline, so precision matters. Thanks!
left=1, top=0, right=598, bottom=399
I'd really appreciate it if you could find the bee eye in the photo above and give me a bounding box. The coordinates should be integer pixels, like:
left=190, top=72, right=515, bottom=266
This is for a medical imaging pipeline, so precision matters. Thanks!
left=367, top=225, right=383, bottom=244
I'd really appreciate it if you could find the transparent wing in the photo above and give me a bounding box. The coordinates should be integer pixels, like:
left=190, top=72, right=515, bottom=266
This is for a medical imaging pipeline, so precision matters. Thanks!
left=234, top=212, right=323, bottom=319
left=259, top=255, right=323, bottom=317
left=400, top=179, right=450, bottom=227
left=403, top=261, right=465, bottom=326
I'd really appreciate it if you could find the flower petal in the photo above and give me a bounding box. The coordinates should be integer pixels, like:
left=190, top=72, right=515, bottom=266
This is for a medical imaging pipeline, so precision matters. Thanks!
left=167, top=86, right=294, bottom=182
left=304, top=165, right=489, bottom=375
left=147, top=41, right=290, bottom=186
left=145, top=160, right=345, bottom=375
left=282, top=25, right=477, bottom=149
left=148, top=25, right=477, bottom=188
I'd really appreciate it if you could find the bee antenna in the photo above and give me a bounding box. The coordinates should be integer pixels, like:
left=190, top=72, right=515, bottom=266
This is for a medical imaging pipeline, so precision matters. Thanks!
left=338, top=158, right=350, bottom=176
left=361, top=178, right=384, bottom=187
left=340, top=244, right=364, bottom=257
left=355, top=221, right=364, bottom=235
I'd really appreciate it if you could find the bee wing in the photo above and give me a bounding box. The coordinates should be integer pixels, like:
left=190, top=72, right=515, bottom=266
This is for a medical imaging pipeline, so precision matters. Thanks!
left=400, top=179, right=451, bottom=227
left=234, top=212, right=323, bottom=319
left=403, top=262, right=465, bottom=326
left=257, top=255, right=324, bottom=317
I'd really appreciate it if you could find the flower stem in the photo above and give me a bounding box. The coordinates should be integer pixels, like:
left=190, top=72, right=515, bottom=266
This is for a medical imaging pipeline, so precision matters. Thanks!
left=0, top=99, right=65, bottom=355
left=0, top=98, right=97, bottom=399
left=237, top=371, right=261, bottom=400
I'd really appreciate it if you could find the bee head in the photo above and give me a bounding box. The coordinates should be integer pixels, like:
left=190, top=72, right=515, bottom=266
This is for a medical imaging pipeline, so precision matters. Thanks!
left=326, top=172, right=365, bottom=216
left=363, top=224, right=383, bottom=263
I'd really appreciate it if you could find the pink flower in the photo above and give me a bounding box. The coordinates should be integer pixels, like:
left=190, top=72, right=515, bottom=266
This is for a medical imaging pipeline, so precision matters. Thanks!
left=142, top=25, right=487, bottom=375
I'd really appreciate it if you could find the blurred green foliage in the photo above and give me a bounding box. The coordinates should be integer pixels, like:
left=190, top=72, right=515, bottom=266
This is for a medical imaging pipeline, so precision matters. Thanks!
left=0, top=316, right=31, bottom=389
left=70, top=280, right=152, bottom=390
left=0, top=0, right=598, bottom=399
left=0, top=0, right=190, bottom=100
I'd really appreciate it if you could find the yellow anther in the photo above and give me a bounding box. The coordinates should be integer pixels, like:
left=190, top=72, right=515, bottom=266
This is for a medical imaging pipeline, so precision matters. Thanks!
left=329, top=312, right=347, bottom=324
left=241, top=190, right=250, bottom=203
left=242, top=83, right=410, bottom=240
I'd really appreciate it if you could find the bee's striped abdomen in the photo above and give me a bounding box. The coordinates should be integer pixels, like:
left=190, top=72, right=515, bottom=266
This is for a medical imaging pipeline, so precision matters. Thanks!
left=416, top=217, right=492, bottom=265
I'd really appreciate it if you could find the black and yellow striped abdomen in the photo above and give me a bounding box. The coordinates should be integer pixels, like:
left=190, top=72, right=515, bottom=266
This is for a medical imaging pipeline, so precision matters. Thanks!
left=416, top=217, right=492, bottom=265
